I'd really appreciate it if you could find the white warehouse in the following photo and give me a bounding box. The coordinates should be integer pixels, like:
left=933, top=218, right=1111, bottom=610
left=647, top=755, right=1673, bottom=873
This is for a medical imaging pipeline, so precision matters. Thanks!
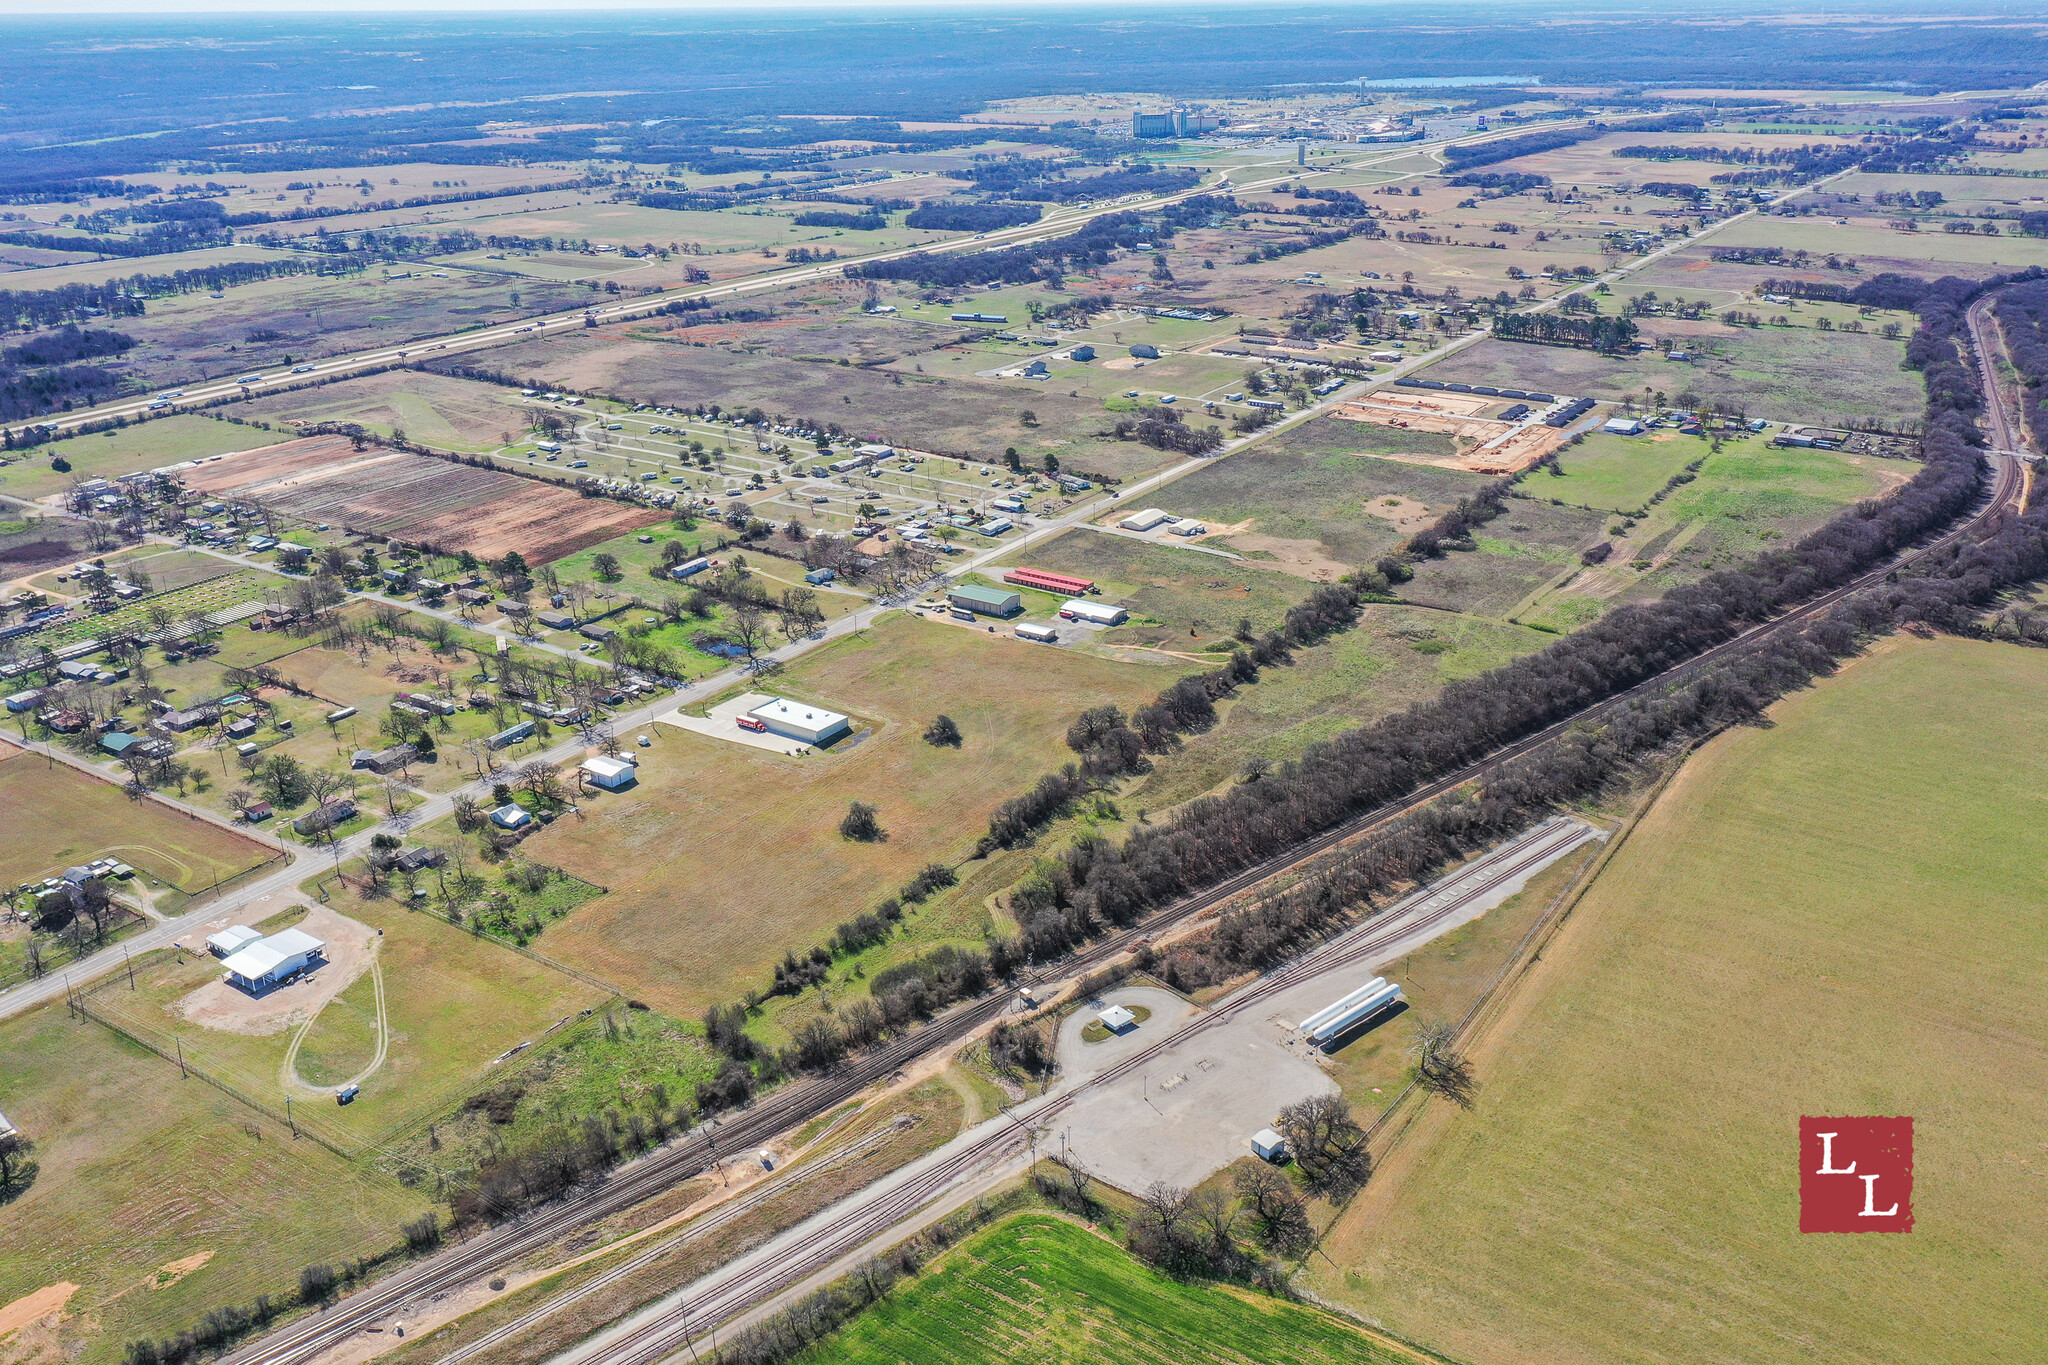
left=1059, top=599, right=1129, bottom=627
left=1118, top=508, right=1175, bottom=532
left=220, top=927, right=326, bottom=994
left=748, top=697, right=852, bottom=745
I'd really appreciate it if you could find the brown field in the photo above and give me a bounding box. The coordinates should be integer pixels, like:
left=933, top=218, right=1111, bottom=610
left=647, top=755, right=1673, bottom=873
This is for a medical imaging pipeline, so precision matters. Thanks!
left=531, top=613, right=1182, bottom=1013
left=0, top=748, right=274, bottom=892
left=179, top=435, right=661, bottom=562
left=1333, top=395, right=1566, bottom=474
left=240, top=370, right=534, bottom=453
left=454, top=334, right=1180, bottom=481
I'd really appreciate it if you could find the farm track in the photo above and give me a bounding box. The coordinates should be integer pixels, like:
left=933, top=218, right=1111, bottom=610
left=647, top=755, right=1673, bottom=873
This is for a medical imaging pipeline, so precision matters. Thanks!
left=222, top=440, right=2021, bottom=1365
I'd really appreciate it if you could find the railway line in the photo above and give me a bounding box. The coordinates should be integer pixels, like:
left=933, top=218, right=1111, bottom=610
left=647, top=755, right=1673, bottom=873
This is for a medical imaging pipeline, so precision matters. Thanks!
left=565, top=819, right=1602, bottom=1365
left=221, top=436, right=2023, bottom=1365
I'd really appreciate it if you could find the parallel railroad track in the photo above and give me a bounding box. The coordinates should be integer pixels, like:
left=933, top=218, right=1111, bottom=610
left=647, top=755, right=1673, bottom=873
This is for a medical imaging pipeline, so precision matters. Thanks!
left=226, top=335, right=2026, bottom=1365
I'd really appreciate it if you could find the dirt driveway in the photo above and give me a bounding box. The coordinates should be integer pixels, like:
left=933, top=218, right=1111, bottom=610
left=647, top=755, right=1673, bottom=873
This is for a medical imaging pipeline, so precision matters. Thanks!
left=170, top=898, right=378, bottom=1037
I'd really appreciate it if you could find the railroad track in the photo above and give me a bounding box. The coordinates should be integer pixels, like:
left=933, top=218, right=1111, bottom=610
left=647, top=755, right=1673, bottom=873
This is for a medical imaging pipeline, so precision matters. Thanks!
left=225, top=332, right=2025, bottom=1365
left=572, top=820, right=1601, bottom=1365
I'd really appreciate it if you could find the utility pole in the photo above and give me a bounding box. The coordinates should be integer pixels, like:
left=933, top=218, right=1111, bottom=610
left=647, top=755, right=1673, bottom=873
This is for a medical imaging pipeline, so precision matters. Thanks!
left=176, top=1037, right=187, bottom=1077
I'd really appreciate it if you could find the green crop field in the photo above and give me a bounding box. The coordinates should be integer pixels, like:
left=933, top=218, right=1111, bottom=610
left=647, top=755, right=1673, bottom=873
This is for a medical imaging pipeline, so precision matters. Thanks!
left=0, top=416, right=283, bottom=500
left=533, top=611, right=1183, bottom=1014
left=0, top=749, right=274, bottom=892
left=798, top=1212, right=1412, bottom=1365
left=1315, top=637, right=2048, bottom=1365
left=0, top=998, right=429, bottom=1365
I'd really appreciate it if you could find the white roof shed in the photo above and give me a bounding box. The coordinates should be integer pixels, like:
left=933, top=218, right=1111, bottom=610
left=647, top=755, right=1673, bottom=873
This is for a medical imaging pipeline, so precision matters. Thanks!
left=1097, top=1004, right=1137, bottom=1032
left=206, top=925, right=264, bottom=958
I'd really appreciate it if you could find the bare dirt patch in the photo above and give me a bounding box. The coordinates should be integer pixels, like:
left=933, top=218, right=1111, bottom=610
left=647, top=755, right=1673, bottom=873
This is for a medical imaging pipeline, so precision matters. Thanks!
left=177, top=435, right=660, bottom=563
left=0, top=1285, right=77, bottom=1341
left=1333, top=397, right=1564, bottom=475
left=170, top=902, right=376, bottom=1038
left=1212, top=527, right=1351, bottom=583
left=1369, top=495, right=1434, bottom=531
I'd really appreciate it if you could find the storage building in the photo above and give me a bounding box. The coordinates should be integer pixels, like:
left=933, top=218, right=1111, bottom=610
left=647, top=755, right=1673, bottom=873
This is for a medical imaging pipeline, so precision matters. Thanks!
left=220, top=928, right=325, bottom=993
left=1059, top=599, right=1128, bottom=626
left=1604, top=417, right=1646, bottom=436
left=1097, top=1004, right=1137, bottom=1033
left=1295, top=976, right=1405, bottom=1045
left=1004, top=568, right=1095, bottom=596
left=580, top=755, right=638, bottom=790
left=746, top=697, right=852, bottom=745
left=1015, top=622, right=1060, bottom=643
left=206, top=925, right=264, bottom=958
left=946, top=585, right=1022, bottom=617
left=1128, top=343, right=1161, bottom=360
left=1252, top=1128, right=1289, bottom=1163
left=1118, top=508, right=1174, bottom=532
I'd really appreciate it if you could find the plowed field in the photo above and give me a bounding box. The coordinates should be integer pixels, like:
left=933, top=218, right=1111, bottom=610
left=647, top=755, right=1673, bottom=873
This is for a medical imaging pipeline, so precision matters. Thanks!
left=180, top=436, right=660, bottom=562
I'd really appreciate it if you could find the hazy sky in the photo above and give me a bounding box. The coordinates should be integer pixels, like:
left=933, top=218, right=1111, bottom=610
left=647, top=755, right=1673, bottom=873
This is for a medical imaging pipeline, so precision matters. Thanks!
left=6, top=0, right=1259, bottom=12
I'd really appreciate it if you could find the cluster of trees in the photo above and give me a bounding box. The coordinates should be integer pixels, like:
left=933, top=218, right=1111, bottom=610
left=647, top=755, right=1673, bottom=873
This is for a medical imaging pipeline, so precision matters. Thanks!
left=1446, top=171, right=1550, bottom=193
left=1405, top=475, right=1516, bottom=557
left=1123, top=1096, right=1367, bottom=1277
left=0, top=176, right=153, bottom=202
left=792, top=209, right=885, bottom=230
left=0, top=213, right=227, bottom=258
left=1616, top=141, right=1864, bottom=184
left=903, top=202, right=1041, bottom=233
left=1109, top=404, right=1225, bottom=455
left=4, top=325, right=134, bottom=366
left=1492, top=311, right=1640, bottom=352
left=1239, top=218, right=1381, bottom=265
left=1279, top=186, right=1375, bottom=219
left=0, top=257, right=315, bottom=331
left=850, top=203, right=1228, bottom=289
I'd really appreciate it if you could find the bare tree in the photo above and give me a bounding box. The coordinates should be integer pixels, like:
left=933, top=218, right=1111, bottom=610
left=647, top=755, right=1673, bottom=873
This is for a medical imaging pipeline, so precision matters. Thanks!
left=1411, top=1016, right=1478, bottom=1109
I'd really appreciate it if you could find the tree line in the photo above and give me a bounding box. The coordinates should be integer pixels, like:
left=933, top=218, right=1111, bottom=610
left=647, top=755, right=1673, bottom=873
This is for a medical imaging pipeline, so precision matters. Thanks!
left=1492, top=311, right=1639, bottom=352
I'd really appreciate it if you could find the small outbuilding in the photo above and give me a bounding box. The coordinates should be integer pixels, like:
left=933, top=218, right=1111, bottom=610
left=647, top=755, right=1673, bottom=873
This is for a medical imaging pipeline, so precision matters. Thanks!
left=206, top=925, right=264, bottom=959
left=1098, top=1004, right=1137, bottom=1033
left=580, top=755, right=638, bottom=791
left=490, top=804, right=533, bottom=830
left=1129, top=343, right=1161, bottom=360
left=1252, top=1128, right=1289, bottom=1163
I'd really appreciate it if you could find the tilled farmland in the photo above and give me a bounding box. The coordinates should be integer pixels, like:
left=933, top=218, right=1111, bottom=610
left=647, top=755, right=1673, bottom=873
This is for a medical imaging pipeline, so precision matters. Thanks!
left=180, top=435, right=662, bottom=562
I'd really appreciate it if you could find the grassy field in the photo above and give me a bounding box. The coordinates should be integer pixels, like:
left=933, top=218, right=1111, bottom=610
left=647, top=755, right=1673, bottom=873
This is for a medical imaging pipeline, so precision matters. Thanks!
left=0, top=416, right=283, bottom=501
left=531, top=611, right=1181, bottom=1014
left=1314, top=636, right=2048, bottom=1364
left=1422, top=327, right=1922, bottom=424
left=1541, top=431, right=1702, bottom=512
left=240, top=371, right=535, bottom=453
left=0, top=749, right=274, bottom=892
left=1166, top=423, right=1474, bottom=571
left=0, top=998, right=429, bottom=1365
left=798, top=1212, right=1412, bottom=1365
left=1133, top=603, right=1553, bottom=806
left=85, top=895, right=606, bottom=1145
left=1016, top=529, right=1324, bottom=650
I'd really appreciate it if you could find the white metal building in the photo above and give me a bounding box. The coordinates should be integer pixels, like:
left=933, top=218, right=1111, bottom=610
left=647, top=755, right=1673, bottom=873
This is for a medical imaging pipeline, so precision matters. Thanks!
left=1252, top=1128, right=1288, bottom=1162
left=580, top=755, right=638, bottom=790
left=1118, top=508, right=1174, bottom=532
left=1059, top=599, right=1128, bottom=627
left=205, top=925, right=264, bottom=959
left=747, top=697, right=852, bottom=745
left=220, top=928, right=325, bottom=993
left=1098, top=1004, right=1137, bottom=1033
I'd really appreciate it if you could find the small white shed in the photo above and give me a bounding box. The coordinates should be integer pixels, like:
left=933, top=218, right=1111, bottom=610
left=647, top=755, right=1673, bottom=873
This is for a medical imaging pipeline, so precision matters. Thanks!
left=1097, top=1004, right=1137, bottom=1033
left=1252, top=1128, right=1288, bottom=1163
left=580, top=755, right=638, bottom=790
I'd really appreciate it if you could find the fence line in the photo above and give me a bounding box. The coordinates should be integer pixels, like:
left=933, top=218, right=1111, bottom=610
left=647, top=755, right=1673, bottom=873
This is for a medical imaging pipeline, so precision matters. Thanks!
left=70, top=981, right=358, bottom=1159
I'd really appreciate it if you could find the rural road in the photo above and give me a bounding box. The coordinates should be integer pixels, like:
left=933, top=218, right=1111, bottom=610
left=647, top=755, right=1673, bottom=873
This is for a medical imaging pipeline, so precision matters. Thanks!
left=20, top=109, right=1654, bottom=444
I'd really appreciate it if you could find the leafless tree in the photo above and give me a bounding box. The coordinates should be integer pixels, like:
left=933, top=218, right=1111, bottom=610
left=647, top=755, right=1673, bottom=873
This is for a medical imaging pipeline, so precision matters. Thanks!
left=1411, top=1016, right=1478, bottom=1109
